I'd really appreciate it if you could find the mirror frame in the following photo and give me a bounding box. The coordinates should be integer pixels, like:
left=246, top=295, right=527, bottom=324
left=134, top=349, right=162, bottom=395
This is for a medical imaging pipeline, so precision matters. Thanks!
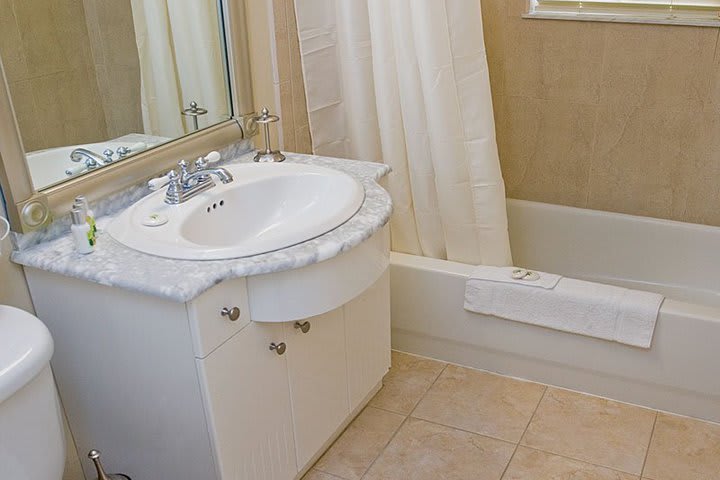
left=0, top=0, right=256, bottom=232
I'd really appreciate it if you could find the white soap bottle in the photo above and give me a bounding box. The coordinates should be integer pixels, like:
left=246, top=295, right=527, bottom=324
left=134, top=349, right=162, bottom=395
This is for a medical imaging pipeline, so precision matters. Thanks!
left=74, top=195, right=97, bottom=235
left=71, top=208, right=95, bottom=254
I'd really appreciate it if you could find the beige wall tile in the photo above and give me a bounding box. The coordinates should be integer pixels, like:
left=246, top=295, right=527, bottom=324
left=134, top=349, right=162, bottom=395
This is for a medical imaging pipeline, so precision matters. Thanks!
left=0, top=0, right=28, bottom=82
left=504, top=15, right=605, bottom=106
left=412, top=364, right=546, bottom=443
left=643, top=413, right=720, bottom=480
left=30, top=68, right=108, bottom=148
left=314, top=407, right=404, bottom=480
left=274, top=21, right=292, bottom=84
left=272, top=0, right=313, bottom=153
left=12, top=0, right=94, bottom=77
left=0, top=0, right=145, bottom=152
left=482, top=4, right=720, bottom=226
left=363, top=417, right=515, bottom=480
left=8, top=80, right=43, bottom=152
left=295, top=124, right=312, bottom=154
left=521, top=388, right=656, bottom=475
left=499, top=95, right=596, bottom=207
left=279, top=81, right=297, bottom=151
left=480, top=0, right=506, bottom=97
left=369, top=351, right=446, bottom=415
left=504, top=447, right=639, bottom=480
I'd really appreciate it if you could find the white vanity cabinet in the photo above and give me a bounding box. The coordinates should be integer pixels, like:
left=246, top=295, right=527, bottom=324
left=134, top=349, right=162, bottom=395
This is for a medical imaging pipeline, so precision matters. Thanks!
left=24, top=228, right=391, bottom=480
left=197, top=321, right=298, bottom=480
left=197, top=270, right=390, bottom=480
left=283, top=308, right=349, bottom=468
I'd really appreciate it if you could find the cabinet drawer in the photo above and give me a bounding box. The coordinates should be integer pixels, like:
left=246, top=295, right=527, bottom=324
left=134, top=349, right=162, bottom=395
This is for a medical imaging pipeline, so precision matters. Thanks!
left=187, top=277, right=250, bottom=358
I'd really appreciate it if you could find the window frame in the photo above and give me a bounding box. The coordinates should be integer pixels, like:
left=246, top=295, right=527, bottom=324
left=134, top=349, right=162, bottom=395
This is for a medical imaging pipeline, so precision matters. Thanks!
left=524, top=0, right=720, bottom=27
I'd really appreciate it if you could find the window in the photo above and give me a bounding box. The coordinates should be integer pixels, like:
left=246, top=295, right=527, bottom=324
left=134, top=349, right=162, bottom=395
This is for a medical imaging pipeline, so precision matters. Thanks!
left=526, top=0, right=720, bottom=26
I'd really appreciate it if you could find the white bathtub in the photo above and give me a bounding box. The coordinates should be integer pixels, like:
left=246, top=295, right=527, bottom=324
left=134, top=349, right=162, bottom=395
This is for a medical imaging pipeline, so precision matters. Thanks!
left=26, top=134, right=169, bottom=190
left=391, top=199, right=720, bottom=422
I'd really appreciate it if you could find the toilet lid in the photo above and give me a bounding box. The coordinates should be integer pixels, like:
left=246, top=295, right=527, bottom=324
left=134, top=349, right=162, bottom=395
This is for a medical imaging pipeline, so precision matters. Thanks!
left=0, top=305, right=54, bottom=404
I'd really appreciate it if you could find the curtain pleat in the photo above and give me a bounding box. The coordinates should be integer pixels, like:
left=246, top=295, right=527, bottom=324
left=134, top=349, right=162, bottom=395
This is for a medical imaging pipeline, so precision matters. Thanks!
left=130, top=0, right=228, bottom=138
left=294, top=0, right=512, bottom=266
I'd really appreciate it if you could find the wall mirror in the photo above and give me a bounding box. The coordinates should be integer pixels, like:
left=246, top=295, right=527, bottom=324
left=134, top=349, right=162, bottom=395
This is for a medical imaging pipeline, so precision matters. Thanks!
left=0, top=0, right=254, bottom=231
left=2, top=0, right=233, bottom=190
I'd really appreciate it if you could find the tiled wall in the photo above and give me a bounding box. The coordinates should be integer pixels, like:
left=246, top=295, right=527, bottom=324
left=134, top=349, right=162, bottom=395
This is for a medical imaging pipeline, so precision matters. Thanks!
left=83, top=0, right=143, bottom=140
left=271, top=0, right=313, bottom=154
left=483, top=0, right=720, bottom=226
left=0, top=0, right=142, bottom=153
left=1, top=0, right=109, bottom=151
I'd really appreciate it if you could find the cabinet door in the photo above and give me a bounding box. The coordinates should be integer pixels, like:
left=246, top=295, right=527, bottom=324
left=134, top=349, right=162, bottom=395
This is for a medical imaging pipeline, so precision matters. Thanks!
left=344, top=269, right=391, bottom=410
left=284, top=309, right=350, bottom=469
left=197, top=322, right=297, bottom=480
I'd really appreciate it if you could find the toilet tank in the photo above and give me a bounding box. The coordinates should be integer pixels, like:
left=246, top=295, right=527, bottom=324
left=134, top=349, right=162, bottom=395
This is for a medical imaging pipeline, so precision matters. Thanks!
left=0, top=305, right=66, bottom=480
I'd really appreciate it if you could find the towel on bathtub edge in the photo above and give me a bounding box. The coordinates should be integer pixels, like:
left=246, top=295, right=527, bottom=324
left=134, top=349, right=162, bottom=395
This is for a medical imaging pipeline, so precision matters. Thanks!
left=464, top=271, right=665, bottom=349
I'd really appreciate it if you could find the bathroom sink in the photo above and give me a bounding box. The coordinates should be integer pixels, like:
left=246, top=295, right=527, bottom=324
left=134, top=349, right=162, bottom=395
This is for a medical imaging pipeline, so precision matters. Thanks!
left=108, top=162, right=365, bottom=260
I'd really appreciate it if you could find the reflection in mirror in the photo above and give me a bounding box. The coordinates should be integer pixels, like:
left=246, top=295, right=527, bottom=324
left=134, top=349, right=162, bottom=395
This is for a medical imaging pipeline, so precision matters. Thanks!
left=0, top=0, right=232, bottom=191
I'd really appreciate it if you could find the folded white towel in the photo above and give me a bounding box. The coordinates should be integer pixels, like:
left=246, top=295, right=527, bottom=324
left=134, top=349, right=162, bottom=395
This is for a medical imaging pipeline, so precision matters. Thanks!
left=464, top=268, right=664, bottom=348
left=469, top=265, right=562, bottom=289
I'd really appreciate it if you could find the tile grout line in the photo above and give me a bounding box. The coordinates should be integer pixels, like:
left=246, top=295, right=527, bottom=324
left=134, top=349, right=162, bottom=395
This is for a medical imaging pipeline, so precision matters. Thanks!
left=402, top=415, right=518, bottom=446
left=366, top=404, right=411, bottom=417
left=357, top=415, right=410, bottom=480
left=639, top=411, right=659, bottom=479
left=407, top=362, right=449, bottom=418
left=518, top=444, right=646, bottom=477
left=358, top=362, right=449, bottom=479
left=514, top=387, right=657, bottom=477
left=498, top=385, right=548, bottom=480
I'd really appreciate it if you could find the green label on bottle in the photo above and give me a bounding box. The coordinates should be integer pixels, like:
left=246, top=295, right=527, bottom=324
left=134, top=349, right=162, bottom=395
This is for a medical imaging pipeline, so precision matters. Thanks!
left=87, top=227, right=96, bottom=246
left=87, top=215, right=97, bottom=235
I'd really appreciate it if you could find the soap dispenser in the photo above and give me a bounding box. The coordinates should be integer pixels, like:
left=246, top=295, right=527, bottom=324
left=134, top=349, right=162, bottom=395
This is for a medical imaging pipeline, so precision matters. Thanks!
left=87, top=450, right=132, bottom=480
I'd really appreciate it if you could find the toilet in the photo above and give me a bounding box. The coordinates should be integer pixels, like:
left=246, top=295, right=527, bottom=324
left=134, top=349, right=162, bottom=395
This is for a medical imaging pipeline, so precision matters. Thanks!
left=0, top=305, right=66, bottom=479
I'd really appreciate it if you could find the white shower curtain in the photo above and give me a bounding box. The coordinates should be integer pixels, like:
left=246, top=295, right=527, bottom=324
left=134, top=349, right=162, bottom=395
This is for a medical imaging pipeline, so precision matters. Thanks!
left=294, top=0, right=512, bottom=266
left=130, top=0, right=229, bottom=138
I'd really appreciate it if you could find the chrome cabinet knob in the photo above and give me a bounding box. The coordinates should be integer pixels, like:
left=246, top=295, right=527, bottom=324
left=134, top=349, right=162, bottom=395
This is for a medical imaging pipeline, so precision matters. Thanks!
left=221, top=306, right=241, bottom=321
left=294, top=321, right=311, bottom=333
left=269, top=342, right=287, bottom=355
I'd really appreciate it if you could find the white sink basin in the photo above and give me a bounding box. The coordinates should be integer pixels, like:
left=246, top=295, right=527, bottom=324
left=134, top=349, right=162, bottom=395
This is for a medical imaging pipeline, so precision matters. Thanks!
left=108, top=163, right=365, bottom=260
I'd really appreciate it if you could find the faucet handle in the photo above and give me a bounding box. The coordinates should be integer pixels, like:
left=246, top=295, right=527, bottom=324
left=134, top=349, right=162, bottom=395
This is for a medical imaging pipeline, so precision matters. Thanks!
left=194, top=157, right=207, bottom=170
left=204, top=151, right=221, bottom=164
left=148, top=170, right=176, bottom=191
left=194, top=151, right=221, bottom=170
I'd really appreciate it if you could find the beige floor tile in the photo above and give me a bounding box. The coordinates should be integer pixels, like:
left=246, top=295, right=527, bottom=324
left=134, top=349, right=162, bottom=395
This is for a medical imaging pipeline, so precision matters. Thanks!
left=363, top=417, right=515, bottom=480
left=368, top=351, right=446, bottom=415
left=642, top=413, right=720, bottom=480
left=521, top=388, right=655, bottom=475
left=412, top=364, right=546, bottom=442
left=314, top=407, right=404, bottom=480
left=503, top=446, right=639, bottom=480
left=302, top=470, right=345, bottom=480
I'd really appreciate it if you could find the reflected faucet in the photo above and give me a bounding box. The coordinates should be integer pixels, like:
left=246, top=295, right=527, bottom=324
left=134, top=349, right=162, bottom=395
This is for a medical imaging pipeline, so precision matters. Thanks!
left=70, top=148, right=111, bottom=166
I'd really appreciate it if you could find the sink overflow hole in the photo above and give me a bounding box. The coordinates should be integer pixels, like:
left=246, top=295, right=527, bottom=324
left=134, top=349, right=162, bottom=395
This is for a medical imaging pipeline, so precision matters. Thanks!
left=206, top=200, right=226, bottom=214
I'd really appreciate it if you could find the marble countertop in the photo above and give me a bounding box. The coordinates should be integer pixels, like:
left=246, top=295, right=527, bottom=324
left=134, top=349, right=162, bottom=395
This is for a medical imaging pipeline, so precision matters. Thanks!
left=12, top=152, right=392, bottom=303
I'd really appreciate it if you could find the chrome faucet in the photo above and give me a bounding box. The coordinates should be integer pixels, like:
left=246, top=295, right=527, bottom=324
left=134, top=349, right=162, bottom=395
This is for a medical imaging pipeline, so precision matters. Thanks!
left=150, top=152, right=233, bottom=205
left=70, top=148, right=112, bottom=166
